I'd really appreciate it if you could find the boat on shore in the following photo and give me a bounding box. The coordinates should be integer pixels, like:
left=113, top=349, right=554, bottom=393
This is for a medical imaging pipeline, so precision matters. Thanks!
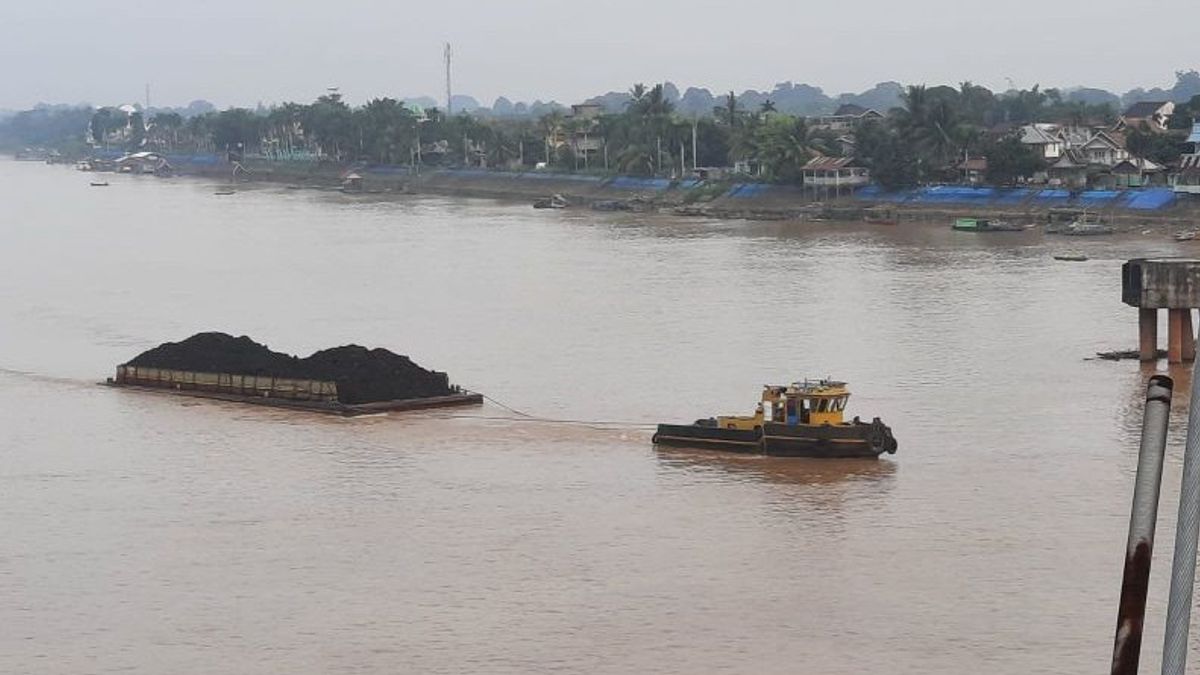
left=952, top=217, right=1023, bottom=232
left=533, top=194, right=568, bottom=209
left=1054, top=254, right=1089, bottom=262
left=1056, top=220, right=1115, bottom=236
left=653, top=379, right=897, bottom=458
left=89, top=181, right=109, bottom=187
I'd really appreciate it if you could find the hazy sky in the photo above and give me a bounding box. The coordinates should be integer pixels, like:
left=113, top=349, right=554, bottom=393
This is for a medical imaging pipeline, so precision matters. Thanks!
left=2, top=0, right=1196, bottom=109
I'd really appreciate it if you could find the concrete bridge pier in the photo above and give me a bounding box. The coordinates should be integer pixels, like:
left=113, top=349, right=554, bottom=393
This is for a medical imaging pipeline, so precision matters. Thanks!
left=1169, top=309, right=1196, bottom=364
left=1124, top=259, right=1200, bottom=364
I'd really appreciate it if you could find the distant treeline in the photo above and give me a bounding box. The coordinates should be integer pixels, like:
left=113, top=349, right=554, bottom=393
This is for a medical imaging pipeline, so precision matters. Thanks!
left=3, top=71, right=1200, bottom=189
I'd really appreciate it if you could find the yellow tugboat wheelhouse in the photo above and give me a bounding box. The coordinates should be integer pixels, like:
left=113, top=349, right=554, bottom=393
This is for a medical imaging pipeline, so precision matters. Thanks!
left=652, top=379, right=898, bottom=458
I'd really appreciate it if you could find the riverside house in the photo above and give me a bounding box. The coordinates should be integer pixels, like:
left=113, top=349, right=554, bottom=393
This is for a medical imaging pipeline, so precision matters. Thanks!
left=802, top=156, right=870, bottom=196
left=1117, top=101, right=1176, bottom=133
left=810, top=104, right=883, bottom=133
left=1171, top=123, right=1200, bottom=195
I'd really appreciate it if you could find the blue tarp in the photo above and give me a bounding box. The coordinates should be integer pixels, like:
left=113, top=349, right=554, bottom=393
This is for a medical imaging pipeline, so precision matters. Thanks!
left=1124, top=188, right=1177, bottom=210
left=166, top=154, right=222, bottom=165
left=726, top=183, right=772, bottom=198
left=993, top=188, right=1033, bottom=204
left=841, top=182, right=1183, bottom=211
left=1073, top=190, right=1122, bottom=208
left=609, top=176, right=671, bottom=191
left=1031, top=189, right=1072, bottom=205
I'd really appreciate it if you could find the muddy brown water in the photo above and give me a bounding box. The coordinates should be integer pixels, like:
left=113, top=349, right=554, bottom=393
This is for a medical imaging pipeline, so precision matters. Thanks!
left=3, top=162, right=1200, bottom=674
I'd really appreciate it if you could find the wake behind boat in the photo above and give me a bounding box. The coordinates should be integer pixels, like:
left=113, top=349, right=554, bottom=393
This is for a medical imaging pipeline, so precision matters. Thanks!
left=653, top=379, right=897, bottom=458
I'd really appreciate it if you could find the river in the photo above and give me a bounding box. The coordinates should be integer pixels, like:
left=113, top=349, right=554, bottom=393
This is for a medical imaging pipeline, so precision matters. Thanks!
left=1, top=161, right=1197, bottom=674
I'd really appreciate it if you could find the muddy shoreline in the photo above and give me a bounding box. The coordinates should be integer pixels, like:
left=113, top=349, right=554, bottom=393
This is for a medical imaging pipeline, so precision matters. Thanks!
left=130, top=159, right=1200, bottom=233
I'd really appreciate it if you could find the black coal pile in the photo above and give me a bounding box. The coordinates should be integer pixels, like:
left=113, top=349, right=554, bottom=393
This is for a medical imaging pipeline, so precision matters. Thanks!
left=126, top=332, right=453, bottom=404
left=301, top=345, right=451, bottom=404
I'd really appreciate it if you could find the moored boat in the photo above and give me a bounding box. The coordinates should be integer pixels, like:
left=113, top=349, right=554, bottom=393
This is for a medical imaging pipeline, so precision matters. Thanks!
left=952, top=217, right=1023, bottom=232
left=533, top=194, right=568, bottom=209
left=653, top=379, right=897, bottom=458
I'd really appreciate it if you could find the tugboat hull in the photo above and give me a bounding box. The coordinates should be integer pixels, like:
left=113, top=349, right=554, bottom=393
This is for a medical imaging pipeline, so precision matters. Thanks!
left=653, top=419, right=897, bottom=458
left=652, top=424, right=762, bottom=451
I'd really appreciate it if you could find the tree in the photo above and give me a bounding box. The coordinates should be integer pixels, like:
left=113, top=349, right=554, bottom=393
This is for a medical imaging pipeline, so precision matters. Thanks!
left=127, top=111, right=146, bottom=149
left=1127, top=123, right=1186, bottom=166
left=211, top=108, right=264, bottom=155
left=358, top=98, right=417, bottom=164
left=89, top=107, right=126, bottom=146
left=150, top=111, right=183, bottom=151
left=301, top=93, right=354, bottom=159
left=752, top=116, right=817, bottom=183
left=854, top=119, right=919, bottom=189
left=982, top=136, right=1045, bottom=185
left=714, top=91, right=741, bottom=128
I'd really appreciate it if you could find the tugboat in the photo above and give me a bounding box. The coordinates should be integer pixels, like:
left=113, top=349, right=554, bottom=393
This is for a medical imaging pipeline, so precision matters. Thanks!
left=653, top=380, right=897, bottom=458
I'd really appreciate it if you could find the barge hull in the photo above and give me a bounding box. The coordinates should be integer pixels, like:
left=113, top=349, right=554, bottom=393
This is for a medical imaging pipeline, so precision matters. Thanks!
left=107, top=381, right=482, bottom=416
left=106, top=365, right=482, bottom=416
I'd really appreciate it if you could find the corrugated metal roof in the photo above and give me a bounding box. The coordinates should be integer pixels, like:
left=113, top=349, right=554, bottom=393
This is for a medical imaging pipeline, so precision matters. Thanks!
left=1124, top=101, right=1169, bottom=118
left=803, top=156, right=860, bottom=171
left=1020, top=125, right=1058, bottom=145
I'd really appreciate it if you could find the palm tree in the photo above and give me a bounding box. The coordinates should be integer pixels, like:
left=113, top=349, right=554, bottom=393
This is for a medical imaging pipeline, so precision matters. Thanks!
left=714, top=91, right=741, bottom=127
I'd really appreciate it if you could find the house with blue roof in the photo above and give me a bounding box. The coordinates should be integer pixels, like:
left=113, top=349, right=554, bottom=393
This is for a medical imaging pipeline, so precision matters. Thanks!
left=1171, top=123, right=1200, bottom=195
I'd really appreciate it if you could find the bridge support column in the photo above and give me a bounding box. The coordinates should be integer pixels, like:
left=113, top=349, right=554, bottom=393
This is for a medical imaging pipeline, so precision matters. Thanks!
left=1168, top=309, right=1196, bottom=364
left=1186, top=310, right=1196, bottom=363
left=1141, top=308, right=1159, bottom=361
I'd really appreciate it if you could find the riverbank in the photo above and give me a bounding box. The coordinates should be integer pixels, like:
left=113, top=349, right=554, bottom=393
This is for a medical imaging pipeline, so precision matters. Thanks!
left=51, top=154, right=1200, bottom=232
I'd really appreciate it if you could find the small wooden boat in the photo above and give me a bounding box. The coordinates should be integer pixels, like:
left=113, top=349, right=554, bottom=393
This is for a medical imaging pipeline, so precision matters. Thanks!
left=214, top=189, right=236, bottom=196
left=1060, top=221, right=1114, bottom=236
left=533, top=194, right=568, bottom=209
left=1054, top=254, right=1089, bottom=262
left=89, top=181, right=109, bottom=187
left=864, top=207, right=897, bottom=225
left=952, top=217, right=1023, bottom=232
left=653, top=379, right=897, bottom=458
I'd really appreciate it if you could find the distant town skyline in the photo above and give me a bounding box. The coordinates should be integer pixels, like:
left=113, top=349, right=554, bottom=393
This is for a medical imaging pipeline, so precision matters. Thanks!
left=2, top=0, right=1197, bottom=110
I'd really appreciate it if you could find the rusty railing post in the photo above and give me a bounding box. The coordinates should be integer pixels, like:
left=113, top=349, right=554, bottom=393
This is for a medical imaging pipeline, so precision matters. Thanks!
left=1111, top=375, right=1173, bottom=675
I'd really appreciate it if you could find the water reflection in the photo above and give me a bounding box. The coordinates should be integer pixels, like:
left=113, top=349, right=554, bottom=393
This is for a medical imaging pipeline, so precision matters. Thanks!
left=655, top=446, right=897, bottom=488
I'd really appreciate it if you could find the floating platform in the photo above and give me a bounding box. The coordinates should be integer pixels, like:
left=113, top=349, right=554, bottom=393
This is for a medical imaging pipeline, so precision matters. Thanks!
left=106, top=365, right=481, bottom=416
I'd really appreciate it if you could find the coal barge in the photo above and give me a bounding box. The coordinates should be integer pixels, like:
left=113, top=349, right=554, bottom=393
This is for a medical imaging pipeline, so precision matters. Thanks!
left=107, top=333, right=481, bottom=416
left=653, top=380, right=897, bottom=458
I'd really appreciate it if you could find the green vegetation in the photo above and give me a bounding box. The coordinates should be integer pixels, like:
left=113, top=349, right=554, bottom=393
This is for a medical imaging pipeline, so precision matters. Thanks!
left=4, top=71, right=1200, bottom=191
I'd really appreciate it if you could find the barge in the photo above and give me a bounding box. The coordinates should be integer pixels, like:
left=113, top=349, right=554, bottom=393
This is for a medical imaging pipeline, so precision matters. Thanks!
left=106, top=332, right=482, bottom=416
left=653, top=380, right=897, bottom=458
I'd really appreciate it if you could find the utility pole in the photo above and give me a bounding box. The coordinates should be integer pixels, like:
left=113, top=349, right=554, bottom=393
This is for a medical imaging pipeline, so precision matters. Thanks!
left=444, top=43, right=453, bottom=116
left=692, top=119, right=698, bottom=171
left=656, top=136, right=662, bottom=176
